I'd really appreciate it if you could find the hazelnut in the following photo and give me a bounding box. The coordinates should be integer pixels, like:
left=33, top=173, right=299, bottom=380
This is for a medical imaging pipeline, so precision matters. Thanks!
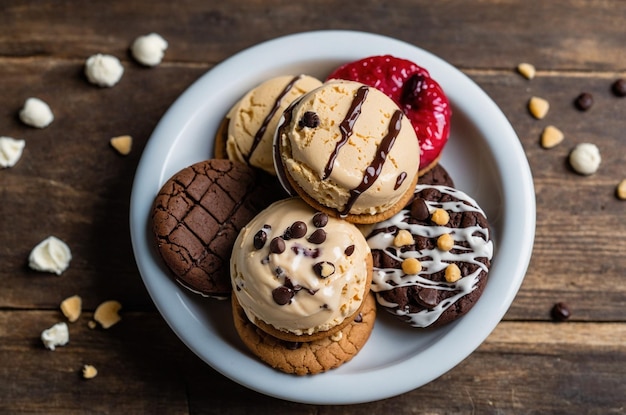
left=401, top=257, right=422, bottom=275
left=444, top=264, right=461, bottom=283
left=540, top=125, right=564, bottom=149
left=517, top=62, right=536, bottom=80
left=437, top=233, right=454, bottom=251
left=393, top=229, right=414, bottom=247
left=110, top=135, right=132, bottom=155
left=431, top=208, right=450, bottom=226
left=528, top=96, right=550, bottom=119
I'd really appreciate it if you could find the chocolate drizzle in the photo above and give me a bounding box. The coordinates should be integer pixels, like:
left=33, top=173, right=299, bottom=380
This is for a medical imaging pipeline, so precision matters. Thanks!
left=322, top=86, right=369, bottom=180
left=245, top=75, right=302, bottom=162
left=341, top=110, right=404, bottom=216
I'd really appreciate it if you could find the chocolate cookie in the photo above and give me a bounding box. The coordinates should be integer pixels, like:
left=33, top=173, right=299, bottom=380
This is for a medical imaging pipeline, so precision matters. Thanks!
left=419, top=163, right=455, bottom=188
left=365, top=184, right=493, bottom=328
left=232, top=293, right=376, bottom=375
left=151, top=159, right=285, bottom=298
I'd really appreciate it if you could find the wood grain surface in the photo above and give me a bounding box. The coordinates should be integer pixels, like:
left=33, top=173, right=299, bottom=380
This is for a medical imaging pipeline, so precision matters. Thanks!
left=1, top=1, right=625, bottom=414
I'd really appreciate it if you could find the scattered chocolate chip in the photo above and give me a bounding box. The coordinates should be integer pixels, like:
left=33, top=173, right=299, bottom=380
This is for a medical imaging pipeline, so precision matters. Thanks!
left=612, top=78, right=626, bottom=97
left=307, top=228, right=327, bottom=244
left=551, top=302, right=571, bottom=321
left=312, top=212, right=328, bottom=228
left=574, top=92, right=593, bottom=111
left=313, top=261, right=335, bottom=279
left=253, top=229, right=267, bottom=249
left=272, top=286, right=293, bottom=305
left=269, top=237, right=286, bottom=254
left=410, top=198, right=430, bottom=221
left=344, top=244, right=355, bottom=256
left=289, top=221, right=307, bottom=239
left=298, top=111, right=320, bottom=128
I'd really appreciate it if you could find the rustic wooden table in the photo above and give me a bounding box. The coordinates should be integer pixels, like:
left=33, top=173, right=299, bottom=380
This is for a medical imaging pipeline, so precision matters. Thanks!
left=1, top=1, right=625, bottom=413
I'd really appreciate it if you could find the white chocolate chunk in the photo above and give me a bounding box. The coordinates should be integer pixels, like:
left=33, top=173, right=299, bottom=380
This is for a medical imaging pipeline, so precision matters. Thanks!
left=19, top=97, right=54, bottom=128
left=60, top=295, right=82, bottom=323
left=0, top=136, right=25, bottom=168
left=110, top=135, right=132, bottom=155
left=28, top=236, right=72, bottom=275
left=569, top=143, right=601, bottom=175
left=41, top=322, right=69, bottom=351
left=517, top=62, right=536, bottom=79
left=130, top=33, right=168, bottom=66
left=85, top=54, right=124, bottom=87
left=540, top=125, right=564, bottom=149
left=529, top=96, right=550, bottom=119
left=94, top=300, right=122, bottom=329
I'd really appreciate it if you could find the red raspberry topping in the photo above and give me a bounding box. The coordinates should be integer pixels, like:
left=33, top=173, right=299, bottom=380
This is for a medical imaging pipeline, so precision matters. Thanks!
left=327, top=55, right=451, bottom=172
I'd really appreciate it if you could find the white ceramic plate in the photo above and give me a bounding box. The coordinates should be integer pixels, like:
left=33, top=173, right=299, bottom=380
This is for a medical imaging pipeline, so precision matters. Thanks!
left=130, top=30, right=535, bottom=405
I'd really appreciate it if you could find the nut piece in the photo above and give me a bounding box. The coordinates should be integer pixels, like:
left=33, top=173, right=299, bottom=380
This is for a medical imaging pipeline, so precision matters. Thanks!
left=82, top=364, right=98, bottom=379
left=517, top=62, right=536, bottom=80
left=401, top=257, right=422, bottom=275
left=444, top=263, right=461, bottom=283
left=437, top=233, right=454, bottom=251
left=569, top=143, right=601, bottom=175
left=94, top=300, right=122, bottom=329
left=431, top=208, right=450, bottom=226
left=540, top=125, right=564, bottom=149
left=528, top=96, right=550, bottom=119
left=616, top=179, right=626, bottom=200
left=110, top=135, right=132, bottom=155
left=393, top=229, right=414, bottom=247
left=60, top=295, right=82, bottom=323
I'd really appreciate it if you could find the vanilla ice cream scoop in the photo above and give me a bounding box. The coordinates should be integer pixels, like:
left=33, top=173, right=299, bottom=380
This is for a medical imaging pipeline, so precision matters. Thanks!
left=230, top=198, right=371, bottom=341
left=275, top=80, right=420, bottom=223
left=225, top=74, right=322, bottom=175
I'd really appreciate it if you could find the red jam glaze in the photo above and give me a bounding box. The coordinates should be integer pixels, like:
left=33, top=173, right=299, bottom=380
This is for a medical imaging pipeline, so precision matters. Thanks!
left=327, top=55, right=451, bottom=172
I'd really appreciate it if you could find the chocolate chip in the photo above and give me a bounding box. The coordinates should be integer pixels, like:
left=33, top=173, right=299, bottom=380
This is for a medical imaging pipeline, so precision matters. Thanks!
left=291, top=244, right=320, bottom=258
left=312, top=212, right=328, bottom=228
left=574, top=92, right=593, bottom=111
left=284, top=341, right=301, bottom=350
left=354, top=313, right=363, bottom=323
left=269, top=237, right=286, bottom=254
left=272, top=285, right=293, bottom=305
left=289, top=221, right=307, bottom=239
left=313, top=261, right=335, bottom=278
left=551, top=302, right=571, bottom=321
left=410, top=198, right=430, bottom=221
left=298, top=111, right=320, bottom=128
left=344, top=245, right=355, bottom=256
left=307, top=228, right=327, bottom=244
left=253, top=229, right=267, bottom=250
left=612, top=78, right=626, bottom=97
left=416, top=287, right=439, bottom=308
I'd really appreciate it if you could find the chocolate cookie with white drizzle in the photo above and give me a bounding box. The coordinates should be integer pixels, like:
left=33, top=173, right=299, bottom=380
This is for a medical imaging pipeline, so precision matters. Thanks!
left=365, top=184, right=493, bottom=328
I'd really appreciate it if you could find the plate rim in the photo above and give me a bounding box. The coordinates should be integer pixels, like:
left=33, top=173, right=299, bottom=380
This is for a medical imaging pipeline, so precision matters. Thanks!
left=129, top=29, right=536, bottom=404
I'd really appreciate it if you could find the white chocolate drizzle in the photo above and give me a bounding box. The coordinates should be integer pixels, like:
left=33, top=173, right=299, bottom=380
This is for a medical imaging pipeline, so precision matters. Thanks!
left=366, top=185, right=493, bottom=327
